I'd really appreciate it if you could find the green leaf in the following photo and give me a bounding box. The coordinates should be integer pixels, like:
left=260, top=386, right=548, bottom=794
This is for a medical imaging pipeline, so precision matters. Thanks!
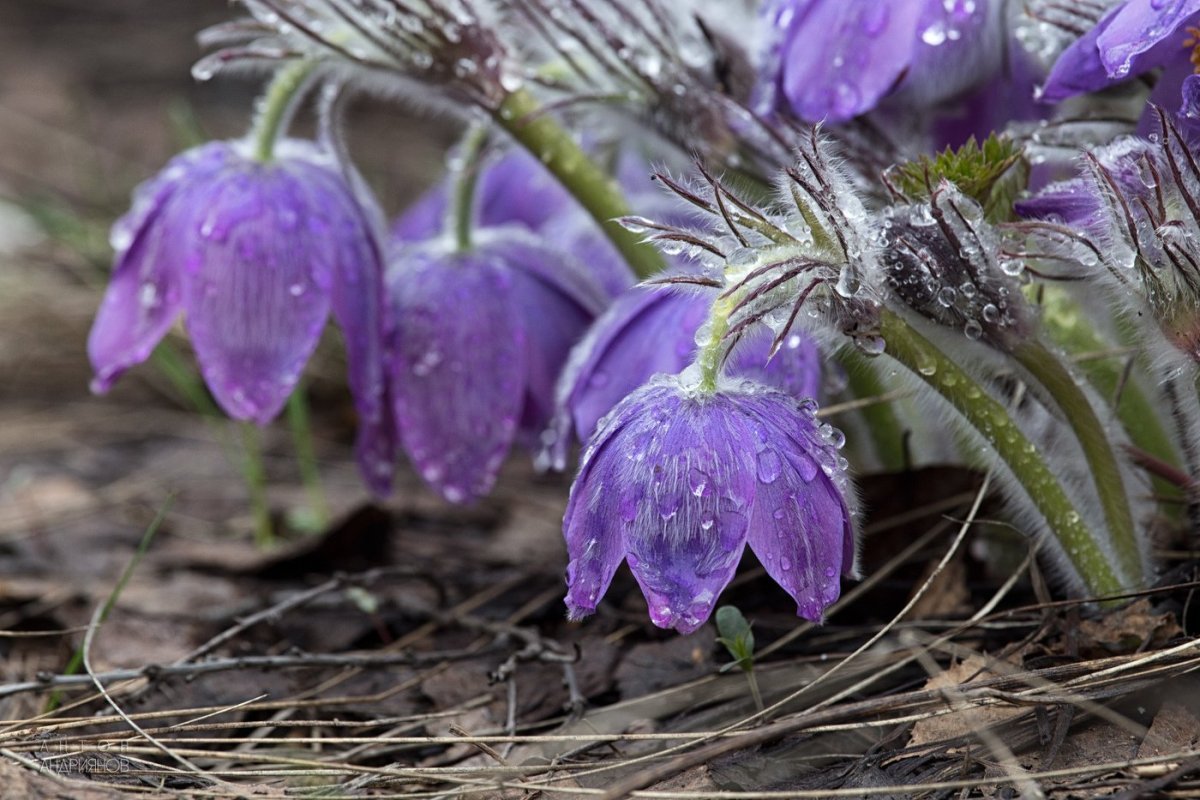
left=715, top=605, right=755, bottom=670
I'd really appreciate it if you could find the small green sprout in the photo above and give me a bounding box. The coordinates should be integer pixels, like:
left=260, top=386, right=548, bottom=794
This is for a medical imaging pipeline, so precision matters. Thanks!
left=715, top=605, right=764, bottom=713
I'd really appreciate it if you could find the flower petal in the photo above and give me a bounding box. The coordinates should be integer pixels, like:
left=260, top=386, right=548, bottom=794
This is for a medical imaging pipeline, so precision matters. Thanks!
left=779, top=1, right=924, bottom=122
left=733, top=390, right=855, bottom=620
left=1095, top=0, right=1200, bottom=80
left=388, top=245, right=527, bottom=503
left=309, top=161, right=397, bottom=495
left=88, top=144, right=234, bottom=393
left=562, top=405, right=638, bottom=620
left=180, top=162, right=334, bottom=424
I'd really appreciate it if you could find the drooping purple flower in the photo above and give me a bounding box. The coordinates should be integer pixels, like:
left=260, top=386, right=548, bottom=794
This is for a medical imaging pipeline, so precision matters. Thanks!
left=387, top=230, right=608, bottom=503
left=393, top=147, right=637, bottom=298
left=755, top=0, right=1003, bottom=124
left=88, top=139, right=394, bottom=493
left=564, top=374, right=855, bottom=634
left=546, top=284, right=822, bottom=470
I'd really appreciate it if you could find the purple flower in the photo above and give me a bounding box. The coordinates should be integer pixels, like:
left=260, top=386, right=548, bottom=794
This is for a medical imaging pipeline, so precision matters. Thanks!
left=87, top=139, right=394, bottom=493
left=756, top=0, right=1003, bottom=124
left=1041, top=0, right=1200, bottom=102
left=387, top=230, right=608, bottom=503
left=546, top=285, right=823, bottom=470
left=563, top=374, right=855, bottom=634
left=393, top=147, right=636, bottom=298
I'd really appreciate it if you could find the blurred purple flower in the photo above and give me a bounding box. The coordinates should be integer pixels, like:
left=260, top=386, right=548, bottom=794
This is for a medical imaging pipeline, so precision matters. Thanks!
left=755, top=0, right=1003, bottom=124
left=88, top=139, right=394, bottom=493
left=393, top=147, right=637, bottom=298
left=545, top=285, right=822, bottom=470
left=563, top=374, right=855, bottom=634
left=386, top=230, right=608, bottom=503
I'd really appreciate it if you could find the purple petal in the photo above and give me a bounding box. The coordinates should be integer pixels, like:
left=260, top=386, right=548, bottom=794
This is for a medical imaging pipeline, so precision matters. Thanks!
left=562, top=407, right=638, bottom=620
left=388, top=245, right=527, bottom=503
left=1096, top=0, right=1200, bottom=80
left=745, top=443, right=851, bottom=621
left=1042, top=0, right=1200, bottom=103
left=731, top=390, right=856, bottom=607
left=1039, top=14, right=1114, bottom=103
left=315, top=166, right=396, bottom=495
left=88, top=144, right=233, bottom=393
left=180, top=161, right=334, bottom=424
left=779, top=1, right=924, bottom=122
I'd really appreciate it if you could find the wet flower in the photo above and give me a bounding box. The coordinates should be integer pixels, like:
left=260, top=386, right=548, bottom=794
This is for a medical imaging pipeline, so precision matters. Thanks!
left=563, top=373, right=855, bottom=634
left=387, top=230, right=608, bottom=503
left=546, top=284, right=822, bottom=470
left=755, top=0, right=1003, bottom=124
left=88, top=139, right=394, bottom=493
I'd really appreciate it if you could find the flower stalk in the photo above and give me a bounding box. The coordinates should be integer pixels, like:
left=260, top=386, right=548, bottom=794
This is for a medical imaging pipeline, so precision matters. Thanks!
left=252, top=60, right=318, bottom=163
left=449, top=122, right=491, bottom=252
left=1011, top=338, right=1143, bottom=587
left=878, top=308, right=1130, bottom=598
left=495, top=88, right=666, bottom=279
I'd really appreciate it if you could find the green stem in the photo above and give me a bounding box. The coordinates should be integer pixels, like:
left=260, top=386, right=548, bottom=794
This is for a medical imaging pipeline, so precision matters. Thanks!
left=696, top=293, right=736, bottom=393
left=252, top=60, right=318, bottom=163
left=840, top=352, right=907, bottom=471
left=287, top=382, right=329, bottom=528
left=241, top=424, right=274, bottom=548
left=1012, top=339, right=1143, bottom=587
left=495, top=88, right=666, bottom=279
left=449, top=122, right=490, bottom=251
left=878, top=309, right=1126, bottom=598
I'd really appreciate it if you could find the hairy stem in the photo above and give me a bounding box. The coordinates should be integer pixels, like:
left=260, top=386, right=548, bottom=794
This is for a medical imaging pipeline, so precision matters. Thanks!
left=252, top=60, right=318, bottom=163
left=1012, top=340, right=1143, bottom=588
left=495, top=88, right=666, bottom=278
left=449, top=122, right=490, bottom=251
left=696, top=293, right=736, bottom=393
left=878, top=309, right=1127, bottom=598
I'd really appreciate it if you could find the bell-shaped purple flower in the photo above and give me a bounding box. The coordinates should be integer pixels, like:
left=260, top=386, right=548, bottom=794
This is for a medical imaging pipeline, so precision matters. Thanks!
left=546, top=285, right=822, bottom=470
left=87, top=139, right=394, bottom=493
left=564, top=374, right=856, bottom=634
left=755, top=0, right=1003, bottom=124
left=387, top=230, right=608, bottom=503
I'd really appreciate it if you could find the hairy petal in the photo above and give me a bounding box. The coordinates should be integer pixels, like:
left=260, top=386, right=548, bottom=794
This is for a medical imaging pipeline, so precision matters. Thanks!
left=181, top=163, right=334, bottom=424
